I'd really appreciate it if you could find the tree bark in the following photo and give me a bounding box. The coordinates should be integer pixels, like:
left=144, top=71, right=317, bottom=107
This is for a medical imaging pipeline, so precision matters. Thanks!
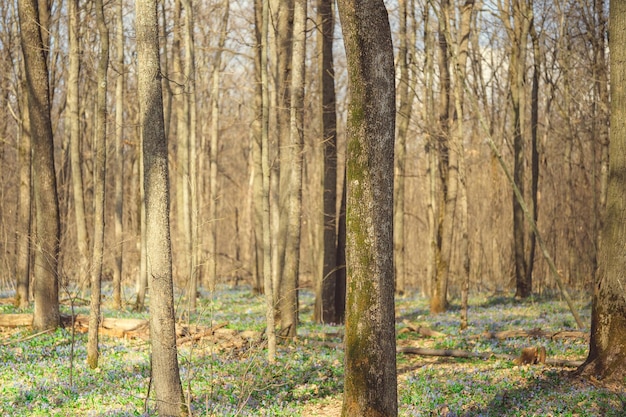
left=67, top=0, right=89, bottom=285
left=279, top=0, right=306, bottom=338
left=577, top=0, right=626, bottom=384
left=260, top=0, right=276, bottom=363
left=135, top=0, right=186, bottom=413
left=16, top=73, right=31, bottom=309
left=337, top=0, right=397, bottom=414
left=87, top=0, right=109, bottom=369
left=112, top=0, right=125, bottom=310
left=18, top=0, right=60, bottom=331
left=315, top=0, right=340, bottom=324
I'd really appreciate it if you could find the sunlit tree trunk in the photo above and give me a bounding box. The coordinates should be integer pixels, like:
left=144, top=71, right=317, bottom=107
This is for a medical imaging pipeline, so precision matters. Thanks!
left=337, top=0, right=397, bottom=414
left=112, top=0, right=125, bottom=310
left=68, top=0, right=89, bottom=284
left=18, top=0, right=60, bottom=331
left=206, top=0, right=229, bottom=293
left=431, top=0, right=452, bottom=314
left=88, top=0, right=109, bottom=369
left=16, top=73, right=31, bottom=309
left=251, top=0, right=264, bottom=295
left=394, top=0, right=414, bottom=296
left=135, top=0, right=186, bottom=412
left=261, top=0, right=276, bottom=363
left=279, top=0, right=306, bottom=338
left=577, top=0, right=626, bottom=383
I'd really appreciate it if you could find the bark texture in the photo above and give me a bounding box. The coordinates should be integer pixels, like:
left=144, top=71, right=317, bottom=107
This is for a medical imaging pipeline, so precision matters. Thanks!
left=577, top=0, right=626, bottom=384
left=18, top=0, right=60, bottom=331
left=337, top=0, right=397, bottom=415
left=135, top=0, right=186, bottom=413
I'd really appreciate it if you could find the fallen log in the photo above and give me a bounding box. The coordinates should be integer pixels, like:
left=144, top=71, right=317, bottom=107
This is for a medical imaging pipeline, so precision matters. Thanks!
left=475, top=328, right=589, bottom=341
left=398, top=345, right=584, bottom=368
left=176, top=322, right=228, bottom=346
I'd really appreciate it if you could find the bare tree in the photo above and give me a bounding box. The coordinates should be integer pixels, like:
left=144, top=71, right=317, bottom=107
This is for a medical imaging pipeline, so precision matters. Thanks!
left=18, top=0, right=60, bottom=331
left=337, top=0, right=397, bottom=414
left=135, top=0, right=185, bottom=413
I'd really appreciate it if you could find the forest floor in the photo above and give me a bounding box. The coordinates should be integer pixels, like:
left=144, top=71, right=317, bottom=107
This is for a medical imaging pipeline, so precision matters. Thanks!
left=0, top=285, right=624, bottom=416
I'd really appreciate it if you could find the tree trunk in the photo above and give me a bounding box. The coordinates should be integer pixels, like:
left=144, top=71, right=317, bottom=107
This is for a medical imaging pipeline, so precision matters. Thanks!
left=577, top=0, right=626, bottom=384
left=205, top=0, right=229, bottom=293
left=88, top=0, right=109, bottom=369
left=135, top=0, right=186, bottom=413
left=394, top=0, right=413, bottom=296
left=16, top=74, right=31, bottom=309
left=251, top=0, right=264, bottom=295
left=315, top=0, right=340, bottom=324
left=337, top=0, right=397, bottom=415
left=260, top=0, right=276, bottom=363
left=432, top=0, right=452, bottom=314
left=67, top=0, right=89, bottom=285
left=279, top=0, right=306, bottom=338
left=18, top=0, right=60, bottom=331
left=112, top=0, right=125, bottom=310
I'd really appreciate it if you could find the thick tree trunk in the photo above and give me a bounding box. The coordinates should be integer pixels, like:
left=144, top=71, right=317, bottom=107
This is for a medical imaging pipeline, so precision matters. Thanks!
left=337, top=0, right=397, bottom=415
left=135, top=0, right=186, bottom=413
left=578, top=0, right=626, bottom=384
left=18, top=0, right=60, bottom=331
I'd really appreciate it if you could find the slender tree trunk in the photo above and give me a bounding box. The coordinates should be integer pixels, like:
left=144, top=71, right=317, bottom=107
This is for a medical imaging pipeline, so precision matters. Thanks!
left=337, top=0, right=397, bottom=414
left=88, top=0, right=109, bottom=369
left=279, top=0, right=306, bottom=338
left=394, top=0, right=413, bottom=296
left=272, top=0, right=294, bottom=310
left=112, top=0, right=125, bottom=310
left=18, top=0, right=60, bottom=331
left=251, top=0, right=264, bottom=295
left=315, top=0, right=340, bottom=324
left=68, top=0, right=89, bottom=284
left=261, top=0, right=276, bottom=363
left=206, top=0, right=229, bottom=293
left=180, top=0, right=201, bottom=309
left=432, top=0, right=452, bottom=314
left=135, top=0, right=186, bottom=413
left=577, top=0, right=626, bottom=383
left=16, top=75, right=31, bottom=309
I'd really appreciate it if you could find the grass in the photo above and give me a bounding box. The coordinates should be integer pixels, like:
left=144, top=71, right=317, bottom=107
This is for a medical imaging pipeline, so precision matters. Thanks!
left=0, top=286, right=624, bottom=416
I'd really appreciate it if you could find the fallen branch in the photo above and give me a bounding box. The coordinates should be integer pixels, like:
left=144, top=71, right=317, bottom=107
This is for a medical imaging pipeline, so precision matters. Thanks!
left=398, top=346, right=584, bottom=368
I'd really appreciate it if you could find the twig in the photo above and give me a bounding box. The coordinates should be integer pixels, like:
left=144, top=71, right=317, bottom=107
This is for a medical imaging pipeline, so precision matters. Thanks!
left=2, top=328, right=53, bottom=346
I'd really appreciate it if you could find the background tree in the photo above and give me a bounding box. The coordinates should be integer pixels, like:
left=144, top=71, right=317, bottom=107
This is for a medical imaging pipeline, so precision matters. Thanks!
left=135, top=0, right=185, bottom=413
left=88, top=0, right=109, bottom=369
left=577, top=0, right=626, bottom=384
left=315, top=0, right=342, bottom=324
left=337, top=0, right=397, bottom=414
left=17, top=0, right=60, bottom=331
